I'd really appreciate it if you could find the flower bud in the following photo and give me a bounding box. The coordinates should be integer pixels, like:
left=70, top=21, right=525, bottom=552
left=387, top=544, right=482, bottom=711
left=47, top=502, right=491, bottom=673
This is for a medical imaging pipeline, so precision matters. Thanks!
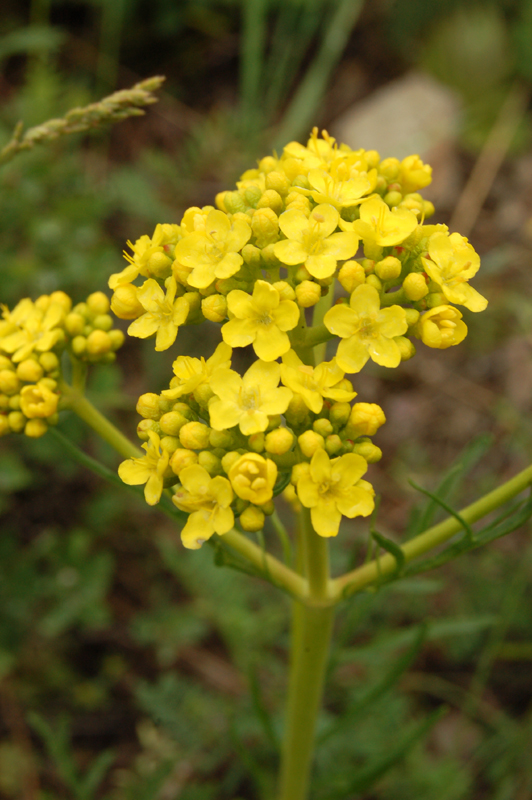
left=423, top=200, right=435, bottom=218
left=265, top=427, right=293, bottom=455
left=194, top=383, right=214, bottom=407
left=384, top=190, right=402, bottom=208
left=399, top=155, right=432, bottom=194
left=137, top=418, right=160, bottom=440
left=284, top=191, right=311, bottom=216
left=379, top=157, right=400, bottom=181
left=224, top=191, right=247, bottom=215
left=8, top=411, right=25, bottom=433
left=169, top=448, right=198, bottom=475
left=20, top=383, right=59, bottom=419
left=86, top=330, right=112, bottom=357
left=365, top=274, right=382, bottom=292
left=160, top=435, right=180, bottom=454
left=285, top=394, right=309, bottom=428
left=228, top=452, right=277, bottom=505
left=362, top=259, right=375, bottom=274
left=202, top=294, right=227, bottom=323
left=403, top=272, right=428, bottom=301
left=179, top=421, right=211, bottom=450
left=198, top=450, right=222, bottom=476
left=256, top=189, right=283, bottom=215
left=313, top=418, right=333, bottom=438
left=291, top=462, right=309, bottom=486
left=375, top=256, right=402, bottom=281
left=272, top=281, right=296, bottom=302
left=329, top=402, right=351, bottom=428
left=248, top=432, right=265, bottom=453
left=416, top=305, right=467, bottom=349
left=9, top=395, right=21, bottom=410
left=222, top=450, right=243, bottom=474
left=325, top=434, right=343, bottom=456
left=259, top=156, right=277, bottom=173
left=239, top=504, right=265, bottom=532
left=252, top=207, right=280, bottom=248
left=260, top=243, right=281, bottom=269
left=210, top=429, right=236, bottom=450
left=395, top=336, right=416, bottom=361
left=0, top=370, right=20, bottom=395
left=136, top=393, right=161, bottom=420
left=71, top=335, right=86, bottom=356
left=108, top=329, right=124, bottom=351
left=405, top=308, right=420, bottom=327
left=215, top=191, right=228, bottom=211
left=426, top=292, right=446, bottom=308
left=93, top=314, right=113, bottom=332
left=352, top=440, right=382, bottom=463
left=338, top=261, right=365, bottom=294
left=159, top=411, right=188, bottom=436
left=24, top=418, right=48, bottom=438
left=0, top=395, right=10, bottom=412
left=295, top=280, right=321, bottom=308
left=298, top=430, right=325, bottom=459
left=172, top=402, right=196, bottom=420
left=65, top=312, right=85, bottom=336
left=345, top=403, right=386, bottom=438
left=241, top=244, right=261, bottom=268
left=39, top=352, right=59, bottom=372
left=86, top=292, right=110, bottom=316
left=49, top=291, right=72, bottom=313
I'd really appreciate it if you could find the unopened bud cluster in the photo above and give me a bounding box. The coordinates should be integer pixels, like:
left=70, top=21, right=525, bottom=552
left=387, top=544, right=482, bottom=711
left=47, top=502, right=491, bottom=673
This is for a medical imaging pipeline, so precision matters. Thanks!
left=0, top=290, right=124, bottom=438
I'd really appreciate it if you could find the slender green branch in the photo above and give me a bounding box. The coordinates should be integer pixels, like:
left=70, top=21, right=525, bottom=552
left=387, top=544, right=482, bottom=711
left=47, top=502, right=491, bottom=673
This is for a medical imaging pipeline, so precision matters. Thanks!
left=311, top=289, right=336, bottom=363
left=270, top=509, right=293, bottom=565
left=331, top=462, right=532, bottom=600
left=59, top=381, right=141, bottom=460
left=303, top=323, right=334, bottom=351
left=380, top=288, right=406, bottom=307
left=221, top=530, right=308, bottom=600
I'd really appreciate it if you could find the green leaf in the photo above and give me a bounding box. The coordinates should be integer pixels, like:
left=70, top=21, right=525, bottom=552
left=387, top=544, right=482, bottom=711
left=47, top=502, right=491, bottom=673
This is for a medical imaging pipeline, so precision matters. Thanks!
left=371, top=530, right=405, bottom=578
left=409, top=479, right=474, bottom=543
left=326, top=706, right=447, bottom=797
left=319, top=623, right=427, bottom=744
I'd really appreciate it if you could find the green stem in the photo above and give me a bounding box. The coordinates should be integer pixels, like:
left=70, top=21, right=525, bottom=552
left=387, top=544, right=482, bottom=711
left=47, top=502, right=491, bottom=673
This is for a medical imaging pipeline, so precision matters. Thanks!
left=278, top=602, right=335, bottom=800
left=311, top=288, right=335, bottom=364
left=60, top=382, right=141, bottom=460
left=380, top=288, right=406, bottom=307
left=331, top=462, right=532, bottom=600
left=300, top=507, right=331, bottom=603
left=303, top=323, right=334, bottom=353
left=222, top=529, right=308, bottom=600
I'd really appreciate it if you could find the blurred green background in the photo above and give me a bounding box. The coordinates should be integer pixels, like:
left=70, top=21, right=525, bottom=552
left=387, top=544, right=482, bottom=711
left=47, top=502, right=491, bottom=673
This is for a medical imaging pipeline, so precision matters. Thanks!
left=1, top=0, right=532, bottom=797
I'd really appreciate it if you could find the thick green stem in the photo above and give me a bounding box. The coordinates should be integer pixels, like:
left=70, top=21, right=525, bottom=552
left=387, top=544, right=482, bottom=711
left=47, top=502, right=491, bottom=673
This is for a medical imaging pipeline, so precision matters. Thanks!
left=331, top=462, right=532, bottom=600
left=311, top=288, right=336, bottom=363
left=278, top=602, right=334, bottom=800
left=277, top=508, right=333, bottom=800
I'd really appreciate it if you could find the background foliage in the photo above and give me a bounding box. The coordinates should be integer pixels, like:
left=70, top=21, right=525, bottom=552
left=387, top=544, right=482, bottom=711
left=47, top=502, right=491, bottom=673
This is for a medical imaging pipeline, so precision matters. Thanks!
left=1, top=0, right=532, bottom=797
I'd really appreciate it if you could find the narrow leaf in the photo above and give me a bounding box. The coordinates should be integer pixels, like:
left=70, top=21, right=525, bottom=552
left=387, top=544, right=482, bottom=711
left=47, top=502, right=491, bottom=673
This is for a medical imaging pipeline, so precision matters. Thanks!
left=371, top=530, right=405, bottom=577
left=409, top=479, right=474, bottom=542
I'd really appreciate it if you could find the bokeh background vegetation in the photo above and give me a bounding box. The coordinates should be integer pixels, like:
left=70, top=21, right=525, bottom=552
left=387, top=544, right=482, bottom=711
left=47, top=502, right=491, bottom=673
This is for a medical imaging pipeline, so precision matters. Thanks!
left=1, top=0, right=532, bottom=797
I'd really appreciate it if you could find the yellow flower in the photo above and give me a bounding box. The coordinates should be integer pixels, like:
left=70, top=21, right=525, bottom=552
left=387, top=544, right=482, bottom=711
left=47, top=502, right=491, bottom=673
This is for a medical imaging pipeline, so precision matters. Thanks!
left=353, top=196, right=418, bottom=247
left=274, top=204, right=359, bottom=280
left=282, top=128, right=344, bottom=175
left=421, top=232, right=487, bottom=312
left=180, top=205, right=215, bottom=234
left=162, top=342, right=232, bottom=401
left=415, top=305, right=468, bottom=349
left=172, top=464, right=234, bottom=549
left=174, top=209, right=251, bottom=289
left=109, top=223, right=181, bottom=290
left=324, top=284, right=408, bottom=373
left=280, top=350, right=356, bottom=414
left=118, top=431, right=170, bottom=506
left=399, top=155, right=432, bottom=194
left=0, top=300, right=66, bottom=363
left=305, top=161, right=376, bottom=211
left=127, top=278, right=189, bottom=351
left=228, top=452, right=277, bottom=505
left=296, top=448, right=374, bottom=537
left=209, top=360, right=292, bottom=435
left=20, top=382, right=59, bottom=419
left=222, top=280, right=299, bottom=361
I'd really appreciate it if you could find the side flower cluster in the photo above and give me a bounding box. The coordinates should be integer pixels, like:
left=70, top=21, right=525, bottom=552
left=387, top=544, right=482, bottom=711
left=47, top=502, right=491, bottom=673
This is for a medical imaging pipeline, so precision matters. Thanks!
left=113, top=128, right=488, bottom=547
left=0, top=291, right=125, bottom=438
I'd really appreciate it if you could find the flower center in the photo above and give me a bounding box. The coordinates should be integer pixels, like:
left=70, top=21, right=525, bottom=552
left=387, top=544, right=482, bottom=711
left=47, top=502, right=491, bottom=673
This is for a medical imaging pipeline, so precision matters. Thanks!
left=240, top=387, right=261, bottom=410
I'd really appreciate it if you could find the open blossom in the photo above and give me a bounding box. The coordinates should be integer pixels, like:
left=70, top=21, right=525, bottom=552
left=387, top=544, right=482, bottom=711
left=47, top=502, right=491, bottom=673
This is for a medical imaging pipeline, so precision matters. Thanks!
left=324, top=284, right=408, bottom=373
left=118, top=431, right=170, bottom=506
left=162, top=342, right=232, bottom=400
left=274, top=203, right=359, bottom=280
left=415, top=305, right=468, bottom=349
left=172, top=465, right=234, bottom=550
left=280, top=350, right=356, bottom=414
left=109, top=223, right=180, bottom=290
left=222, top=280, right=299, bottom=361
left=174, top=209, right=251, bottom=289
left=0, top=300, right=66, bottom=362
left=127, top=278, right=189, bottom=351
left=304, top=160, right=376, bottom=211
left=209, top=359, right=292, bottom=435
left=421, top=232, right=487, bottom=312
left=296, top=448, right=374, bottom=537
left=353, top=196, right=418, bottom=247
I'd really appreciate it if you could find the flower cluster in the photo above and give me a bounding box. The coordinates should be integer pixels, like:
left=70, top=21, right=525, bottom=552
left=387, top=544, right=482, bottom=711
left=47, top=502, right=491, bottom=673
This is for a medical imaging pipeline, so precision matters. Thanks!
left=0, top=291, right=124, bottom=438
left=114, top=128, right=487, bottom=547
